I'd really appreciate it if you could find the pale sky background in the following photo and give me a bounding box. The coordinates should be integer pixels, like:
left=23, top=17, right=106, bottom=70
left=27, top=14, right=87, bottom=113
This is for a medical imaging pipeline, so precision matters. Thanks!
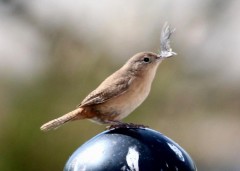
left=1, top=0, right=240, bottom=84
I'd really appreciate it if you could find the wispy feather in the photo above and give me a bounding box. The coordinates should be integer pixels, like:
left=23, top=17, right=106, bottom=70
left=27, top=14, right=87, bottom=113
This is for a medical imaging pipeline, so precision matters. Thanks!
left=159, top=22, right=177, bottom=58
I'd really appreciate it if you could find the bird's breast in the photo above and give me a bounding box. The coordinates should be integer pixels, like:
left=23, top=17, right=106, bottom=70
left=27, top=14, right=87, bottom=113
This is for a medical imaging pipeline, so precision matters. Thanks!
left=98, top=76, right=152, bottom=121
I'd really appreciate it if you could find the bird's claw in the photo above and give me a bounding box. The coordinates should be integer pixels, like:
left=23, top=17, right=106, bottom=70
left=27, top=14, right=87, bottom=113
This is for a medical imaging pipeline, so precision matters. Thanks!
left=106, top=123, right=149, bottom=130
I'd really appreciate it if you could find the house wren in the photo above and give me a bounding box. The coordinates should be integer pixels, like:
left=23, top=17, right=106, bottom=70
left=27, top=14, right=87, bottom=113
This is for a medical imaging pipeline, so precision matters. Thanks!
left=40, top=23, right=176, bottom=131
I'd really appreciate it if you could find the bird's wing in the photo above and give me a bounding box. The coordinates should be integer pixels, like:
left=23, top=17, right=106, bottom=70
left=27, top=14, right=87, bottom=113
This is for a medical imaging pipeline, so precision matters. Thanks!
left=78, top=75, right=134, bottom=107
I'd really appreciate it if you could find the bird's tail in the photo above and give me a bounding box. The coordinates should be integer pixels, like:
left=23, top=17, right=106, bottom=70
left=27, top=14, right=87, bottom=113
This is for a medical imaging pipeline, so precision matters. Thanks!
left=40, top=108, right=84, bottom=131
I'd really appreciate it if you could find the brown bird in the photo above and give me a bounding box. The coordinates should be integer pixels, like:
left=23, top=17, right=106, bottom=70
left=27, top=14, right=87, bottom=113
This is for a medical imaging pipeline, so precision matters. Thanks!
left=40, top=23, right=176, bottom=131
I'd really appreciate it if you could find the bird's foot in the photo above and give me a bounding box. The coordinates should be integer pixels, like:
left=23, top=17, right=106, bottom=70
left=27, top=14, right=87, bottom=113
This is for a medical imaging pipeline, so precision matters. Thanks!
left=106, top=123, right=149, bottom=130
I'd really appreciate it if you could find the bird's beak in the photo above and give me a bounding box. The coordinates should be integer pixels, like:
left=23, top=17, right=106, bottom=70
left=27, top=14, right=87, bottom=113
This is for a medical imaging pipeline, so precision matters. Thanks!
left=156, top=54, right=164, bottom=61
left=156, top=54, right=162, bottom=60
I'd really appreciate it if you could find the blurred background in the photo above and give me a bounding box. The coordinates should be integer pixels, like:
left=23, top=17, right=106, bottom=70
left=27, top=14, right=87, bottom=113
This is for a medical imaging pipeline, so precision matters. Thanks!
left=0, top=0, right=240, bottom=170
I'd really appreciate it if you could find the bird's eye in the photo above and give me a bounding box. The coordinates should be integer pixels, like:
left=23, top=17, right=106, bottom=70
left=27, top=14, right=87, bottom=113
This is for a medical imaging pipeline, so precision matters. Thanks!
left=143, top=57, right=150, bottom=63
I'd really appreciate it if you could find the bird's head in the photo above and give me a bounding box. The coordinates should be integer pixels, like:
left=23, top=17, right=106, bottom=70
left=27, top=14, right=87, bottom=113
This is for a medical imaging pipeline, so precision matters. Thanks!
left=122, top=23, right=176, bottom=77
left=126, top=52, right=162, bottom=74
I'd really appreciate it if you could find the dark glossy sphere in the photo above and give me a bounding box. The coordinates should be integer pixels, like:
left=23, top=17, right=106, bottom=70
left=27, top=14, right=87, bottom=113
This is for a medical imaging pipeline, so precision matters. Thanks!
left=64, top=128, right=196, bottom=171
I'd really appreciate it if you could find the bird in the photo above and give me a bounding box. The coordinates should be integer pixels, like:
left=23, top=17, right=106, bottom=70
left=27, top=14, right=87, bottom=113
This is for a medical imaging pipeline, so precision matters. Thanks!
left=40, top=23, right=176, bottom=131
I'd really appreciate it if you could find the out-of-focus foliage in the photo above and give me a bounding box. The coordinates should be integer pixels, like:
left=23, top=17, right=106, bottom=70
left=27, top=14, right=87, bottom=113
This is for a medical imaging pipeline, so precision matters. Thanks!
left=0, top=1, right=240, bottom=171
